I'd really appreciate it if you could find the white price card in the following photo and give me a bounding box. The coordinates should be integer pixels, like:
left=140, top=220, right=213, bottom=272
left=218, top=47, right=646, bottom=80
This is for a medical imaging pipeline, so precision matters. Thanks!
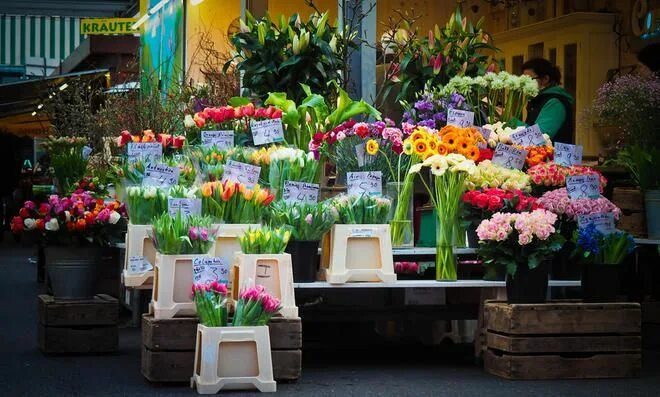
left=127, top=256, right=153, bottom=274
left=127, top=142, right=163, bottom=163
left=447, top=109, right=475, bottom=128
left=492, top=143, right=527, bottom=170
left=347, top=171, right=382, bottom=196
left=221, top=160, right=261, bottom=188
left=511, top=124, right=546, bottom=146
left=283, top=181, right=319, bottom=204
left=201, top=130, right=234, bottom=149
left=192, top=257, right=229, bottom=285
left=578, top=213, right=616, bottom=235
left=250, top=118, right=285, bottom=146
left=566, top=174, right=600, bottom=200
left=142, top=163, right=180, bottom=188
left=554, top=142, right=583, bottom=166
left=168, top=198, right=202, bottom=219
left=350, top=228, right=375, bottom=238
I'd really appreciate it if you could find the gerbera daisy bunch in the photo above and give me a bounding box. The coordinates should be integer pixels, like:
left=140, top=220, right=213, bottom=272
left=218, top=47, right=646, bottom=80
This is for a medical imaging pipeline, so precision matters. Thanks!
left=437, top=125, right=484, bottom=161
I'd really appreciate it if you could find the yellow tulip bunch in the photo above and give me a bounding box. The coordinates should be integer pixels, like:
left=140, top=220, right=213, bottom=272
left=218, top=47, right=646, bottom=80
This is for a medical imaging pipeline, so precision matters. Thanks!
left=239, top=225, right=291, bottom=254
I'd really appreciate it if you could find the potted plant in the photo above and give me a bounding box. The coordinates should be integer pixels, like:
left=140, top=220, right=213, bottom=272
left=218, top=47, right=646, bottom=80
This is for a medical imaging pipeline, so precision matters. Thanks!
left=477, top=209, right=565, bottom=303
left=191, top=284, right=279, bottom=393
left=573, top=224, right=636, bottom=302
left=268, top=201, right=335, bottom=282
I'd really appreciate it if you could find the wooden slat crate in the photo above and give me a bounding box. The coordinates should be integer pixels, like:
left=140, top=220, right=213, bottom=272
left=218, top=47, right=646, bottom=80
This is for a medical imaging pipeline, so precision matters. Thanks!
left=484, top=300, right=641, bottom=380
left=38, top=294, right=118, bottom=354
left=141, top=315, right=302, bottom=383
left=642, top=301, right=660, bottom=349
left=612, top=187, right=646, bottom=237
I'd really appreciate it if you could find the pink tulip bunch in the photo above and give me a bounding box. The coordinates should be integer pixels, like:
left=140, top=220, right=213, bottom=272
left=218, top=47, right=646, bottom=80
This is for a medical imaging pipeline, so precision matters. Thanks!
left=233, top=285, right=281, bottom=326
left=192, top=281, right=229, bottom=327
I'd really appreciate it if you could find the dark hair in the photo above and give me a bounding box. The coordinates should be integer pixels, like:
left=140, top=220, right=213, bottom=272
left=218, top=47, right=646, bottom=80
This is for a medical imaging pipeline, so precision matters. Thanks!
left=521, top=58, right=561, bottom=84
left=638, top=43, right=660, bottom=73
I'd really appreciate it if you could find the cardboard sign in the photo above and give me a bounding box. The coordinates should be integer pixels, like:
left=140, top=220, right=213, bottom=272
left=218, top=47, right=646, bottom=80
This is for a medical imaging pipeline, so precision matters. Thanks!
left=168, top=198, right=202, bottom=219
left=282, top=181, right=319, bottom=204
left=492, top=143, right=527, bottom=170
left=447, top=109, right=475, bottom=128
left=578, top=212, right=616, bottom=235
left=201, top=130, right=234, bottom=149
left=127, top=256, right=152, bottom=274
left=566, top=174, right=600, bottom=200
left=142, top=163, right=180, bottom=188
left=554, top=142, right=583, bottom=166
left=250, top=118, right=285, bottom=146
left=127, top=142, right=162, bottom=163
left=511, top=124, right=546, bottom=146
left=192, top=257, right=229, bottom=285
left=221, top=160, right=261, bottom=188
left=347, top=171, right=382, bottom=196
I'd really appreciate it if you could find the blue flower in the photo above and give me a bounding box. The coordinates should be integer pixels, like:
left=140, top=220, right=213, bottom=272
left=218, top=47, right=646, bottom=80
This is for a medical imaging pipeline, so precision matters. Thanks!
left=577, top=223, right=601, bottom=255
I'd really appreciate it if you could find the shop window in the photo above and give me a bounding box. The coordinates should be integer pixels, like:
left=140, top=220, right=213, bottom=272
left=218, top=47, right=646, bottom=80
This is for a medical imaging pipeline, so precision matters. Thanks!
left=528, top=43, right=544, bottom=60
left=549, top=48, right=557, bottom=65
left=512, top=55, right=524, bottom=74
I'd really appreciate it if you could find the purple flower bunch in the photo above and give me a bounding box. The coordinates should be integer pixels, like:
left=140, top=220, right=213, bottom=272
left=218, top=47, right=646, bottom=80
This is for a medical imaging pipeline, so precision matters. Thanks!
left=402, top=91, right=470, bottom=130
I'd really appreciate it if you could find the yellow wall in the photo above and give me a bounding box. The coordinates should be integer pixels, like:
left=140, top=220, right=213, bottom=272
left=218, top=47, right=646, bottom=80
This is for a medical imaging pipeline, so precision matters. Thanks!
left=185, top=0, right=241, bottom=83
left=268, top=0, right=337, bottom=21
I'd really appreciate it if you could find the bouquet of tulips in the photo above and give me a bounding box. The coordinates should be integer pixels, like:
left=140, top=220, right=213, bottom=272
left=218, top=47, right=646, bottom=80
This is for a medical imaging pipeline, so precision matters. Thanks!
left=239, top=225, right=291, bottom=254
left=330, top=194, right=391, bottom=224
left=125, top=185, right=168, bottom=225
left=151, top=213, right=216, bottom=255
left=192, top=281, right=229, bottom=327
left=267, top=201, right=335, bottom=241
left=116, top=129, right=185, bottom=151
left=200, top=181, right=275, bottom=224
left=187, top=145, right=226, bottom=182
left=233, top=285, right=282, bottom=326
left=44, top=136, right=89, bottom=193
left=268, top=147, right=319, bottom=199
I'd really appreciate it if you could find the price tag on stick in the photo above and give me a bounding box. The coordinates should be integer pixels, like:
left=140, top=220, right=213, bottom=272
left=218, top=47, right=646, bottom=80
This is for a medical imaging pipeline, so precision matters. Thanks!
left=168, top=198, right=202, bottom=219
left=250, top=118, right=284, bottom=146
left=447, top=109, right=475, bottom=128
left=510, top=124, right=546, bottom=146
left=201, top=130, right=234, bottom=149
left=221, top=160, right=261, bottom=188
left=142, top=163, right=180, bottom=188
left=283, top=181, right=319, bottom=204
left=566, top=174, right=600, bottom=200
left=347, top=171, right=382, bottom=196
left=492, top=143, right=527, bottom=170
left=192, top=257, right=229, bottom=285
left=554, top=142, right=583, bottom=166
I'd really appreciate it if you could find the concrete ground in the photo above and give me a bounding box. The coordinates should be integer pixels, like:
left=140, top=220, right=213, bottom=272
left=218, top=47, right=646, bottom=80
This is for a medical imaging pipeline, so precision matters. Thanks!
left=1, top=239, right=659, bottom=397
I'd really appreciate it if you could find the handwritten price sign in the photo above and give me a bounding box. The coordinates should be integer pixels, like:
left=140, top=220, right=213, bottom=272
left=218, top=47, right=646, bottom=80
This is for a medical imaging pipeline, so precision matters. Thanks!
left=578, top=212, right=616, bottom=235
left=221, top=160, right=261, bottom=188
left=492, top=143, right=527, bottom=170
left=127, top=142, right=163, bottom=163
left=283, top=181, right=319, bottom=204
left=201, top=130, right=234, bottom=149
left=554, top=142, right=583, bottom=166
left=192, top=257, right=229, bottom=285
left=511, top=124, right=546, bottom=146
left=566, top=174, right=600, bottom=200
left=127, top=256, right=152, bottom=274
left=168, top=198, right=202, bottom=219
left=142, top=163, right=180, bottom=188
left=347, top=171, right=382, bottom=196
left=447, top=109, right=475, bottom=128
left=250, top=118, right=285, bottom=146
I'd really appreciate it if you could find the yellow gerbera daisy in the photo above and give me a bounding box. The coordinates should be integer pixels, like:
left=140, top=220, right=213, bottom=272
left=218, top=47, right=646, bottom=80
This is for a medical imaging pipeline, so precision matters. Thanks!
left=410, top=130, right=426, bottom=143
left=366, top=139, right=379, bottom=155
left=414, top=140, right=428, bottom=156
left=402, top=139, right=414, bottom=155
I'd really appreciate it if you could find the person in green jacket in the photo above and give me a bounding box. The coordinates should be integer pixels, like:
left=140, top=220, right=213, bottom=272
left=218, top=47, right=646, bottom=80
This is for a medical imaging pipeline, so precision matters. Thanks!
left=512, top=58, right=575, bottom=143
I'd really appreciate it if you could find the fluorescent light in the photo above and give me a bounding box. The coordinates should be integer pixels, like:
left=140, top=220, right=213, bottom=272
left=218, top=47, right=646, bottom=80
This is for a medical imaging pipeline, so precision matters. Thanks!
left=131, top=0, right=170, bottom=30
left=31, top=111, right=36, bottom=116
left=37, top=104, right=43, bottom=109
left=59, top=83, right=68, bottom=91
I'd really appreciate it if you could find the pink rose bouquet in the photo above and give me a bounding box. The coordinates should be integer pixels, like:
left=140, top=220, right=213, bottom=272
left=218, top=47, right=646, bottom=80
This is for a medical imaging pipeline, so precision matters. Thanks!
left=527, top=163, right=607, bottom=193
left=536, top=188, right=621, bottom=222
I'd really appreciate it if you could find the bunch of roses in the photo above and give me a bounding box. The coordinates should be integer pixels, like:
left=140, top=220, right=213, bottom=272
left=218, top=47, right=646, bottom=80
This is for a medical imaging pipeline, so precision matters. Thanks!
left=463, top=188, right=541, bottom=213
left=476, top=209, right=558, bottom=246
left=116, top=129, right=185, bottom=149
left=527, top=162, right=608, bottom=191
left=465, top=160, right=532, bottom=192
left=536, top=187, right=621, bottom=221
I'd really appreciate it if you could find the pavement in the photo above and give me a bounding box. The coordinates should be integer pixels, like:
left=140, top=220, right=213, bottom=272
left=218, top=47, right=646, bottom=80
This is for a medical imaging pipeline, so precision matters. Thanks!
left=1, top=238, right=659, bottom=397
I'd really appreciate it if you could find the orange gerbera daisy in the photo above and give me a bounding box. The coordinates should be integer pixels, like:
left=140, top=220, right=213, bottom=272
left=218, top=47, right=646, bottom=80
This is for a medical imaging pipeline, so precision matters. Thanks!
left=438, top=125, right=459, bottom=137
left=410, top=130, right=426, bottom=143
left=414, top=140, right=428, bottom=156
left=456, top=136, right=472, bottom=152
left=462, top=146, right=480, bottom=161
left=442, top=132, right=458, bottom=151
left=437, top=142, right=449, bottom=155
left=426, top=138, right=438, bottom=153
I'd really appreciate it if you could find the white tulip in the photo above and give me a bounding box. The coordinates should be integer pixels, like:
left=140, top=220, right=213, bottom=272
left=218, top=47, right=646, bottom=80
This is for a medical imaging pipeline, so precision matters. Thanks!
left=45, top=218, right=60, bottom=231
left=109, top=211, right=121, bottom=225
left=24, top=218, right=36, bottom=230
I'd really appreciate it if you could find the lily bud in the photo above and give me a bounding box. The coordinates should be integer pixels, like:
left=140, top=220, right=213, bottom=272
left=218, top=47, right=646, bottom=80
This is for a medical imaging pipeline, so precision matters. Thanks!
left=329, top=35, right=337, bottom=53
left=239, top=19, right=249, bottom=34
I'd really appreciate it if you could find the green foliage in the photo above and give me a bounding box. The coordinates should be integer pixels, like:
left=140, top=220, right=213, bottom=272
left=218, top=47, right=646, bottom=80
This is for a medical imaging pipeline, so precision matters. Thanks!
left=613, top=145, right=660, bottom=191
left=478, top=233, right=565, bottom=277
left=267, top=201, right=335, bottom=241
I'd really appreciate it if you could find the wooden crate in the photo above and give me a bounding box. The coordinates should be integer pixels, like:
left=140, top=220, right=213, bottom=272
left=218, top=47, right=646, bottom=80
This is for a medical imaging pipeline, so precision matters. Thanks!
left=141, top=314, right=302, bottom=383
left=612, top=187, right=647, bottom=237
left=38, top=294, right=118, bottom=354
left=642, top=301, right=660, bottom=349
left=484, top=300, right=641, bottom=380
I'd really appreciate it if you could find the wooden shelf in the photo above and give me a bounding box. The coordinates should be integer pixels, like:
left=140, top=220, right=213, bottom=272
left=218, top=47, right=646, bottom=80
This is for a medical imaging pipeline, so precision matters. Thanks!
left=294, top=280, right=580, bottom=289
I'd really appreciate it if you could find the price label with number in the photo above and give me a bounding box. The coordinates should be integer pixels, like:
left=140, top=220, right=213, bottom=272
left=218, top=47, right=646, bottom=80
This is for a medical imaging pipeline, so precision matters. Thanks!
left=283, top=181, right=319, bottom=204
left=142, top=163, right=180, bottom=188
left=566, top=174, right=601, bottom=200
left=250, top=118, right=285, bottom=146
left=221, top=160, right=261, bottom=188
left=578, top=212, right=616, bottom=235
left=201, top=130, right=234, bottom=149
left=347, top=171, right=382, bottom=196
left=127, top=256, right=153, bottom=274
left=447, top=109, right=475, bottom=128
left=127, top=142, right=163, bottom=163
left=554, top=142, right=583, bottom=166
left=168, top=198, right=202, bottom=218
left=492, top=143, right=527, bottom=170
left=511, top=124, right=546, bottom=146
left=192, top=257, right=229, bottom=285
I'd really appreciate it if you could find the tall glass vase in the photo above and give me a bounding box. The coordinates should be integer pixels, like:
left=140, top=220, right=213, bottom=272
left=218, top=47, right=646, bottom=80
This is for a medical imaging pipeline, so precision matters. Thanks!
left=436, top=215, right=457, bottom=281
left=387, top=180, right=415, bottom=247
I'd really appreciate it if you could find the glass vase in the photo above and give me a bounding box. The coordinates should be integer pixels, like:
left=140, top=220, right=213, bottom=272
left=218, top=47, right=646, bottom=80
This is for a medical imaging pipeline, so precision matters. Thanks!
left=436, top=215, right=457, bottom=281
left=386, top=181, right=415, bottom=248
